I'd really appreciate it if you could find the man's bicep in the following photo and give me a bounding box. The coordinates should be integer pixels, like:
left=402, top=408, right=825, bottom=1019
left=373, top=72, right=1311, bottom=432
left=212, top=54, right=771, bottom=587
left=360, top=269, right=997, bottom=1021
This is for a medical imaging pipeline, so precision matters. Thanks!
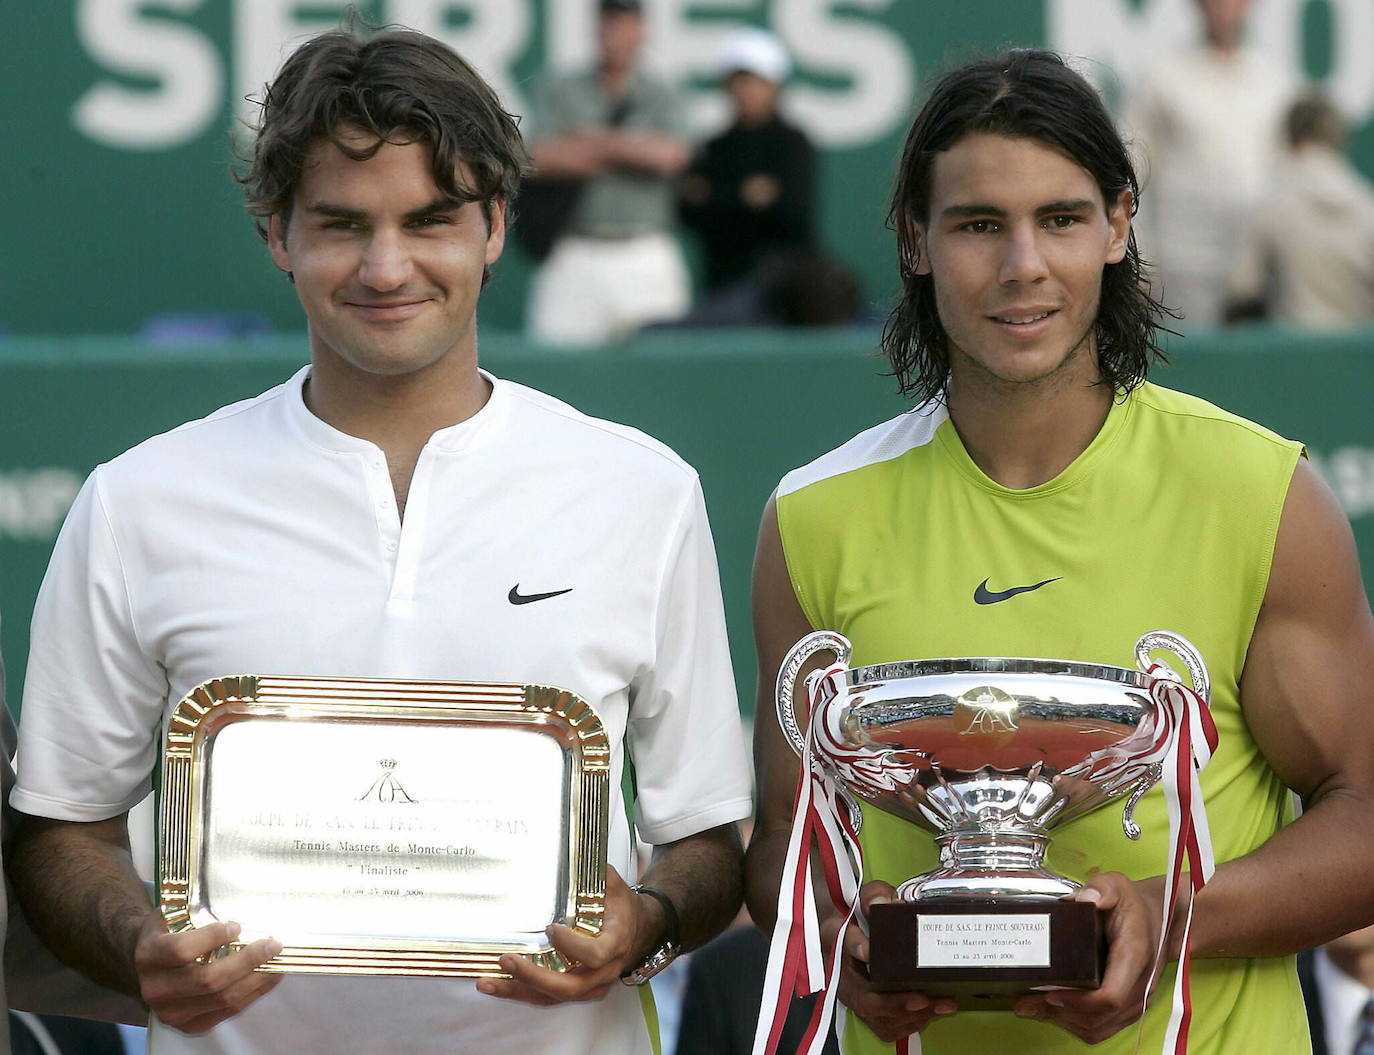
left=1239, top=460, right=1374, bottom=802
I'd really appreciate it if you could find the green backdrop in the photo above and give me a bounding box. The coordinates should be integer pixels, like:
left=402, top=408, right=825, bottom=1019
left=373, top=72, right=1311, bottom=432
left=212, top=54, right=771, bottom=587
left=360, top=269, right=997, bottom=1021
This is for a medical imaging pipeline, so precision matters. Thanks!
left=5, top=1, right=1373, bottom=338
left=3, top=325, right=1372, bottom=716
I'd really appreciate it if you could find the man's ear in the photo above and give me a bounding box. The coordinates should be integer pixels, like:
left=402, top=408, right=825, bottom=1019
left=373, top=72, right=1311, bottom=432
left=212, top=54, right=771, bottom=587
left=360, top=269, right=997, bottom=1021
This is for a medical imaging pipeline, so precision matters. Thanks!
left=484, top=197, right=508, bottom=266
left=1105, top=190, right=1133, bottom=265
left=268, top=213, right=292, bottom=275
left=911, top=223, right=932, bottom=276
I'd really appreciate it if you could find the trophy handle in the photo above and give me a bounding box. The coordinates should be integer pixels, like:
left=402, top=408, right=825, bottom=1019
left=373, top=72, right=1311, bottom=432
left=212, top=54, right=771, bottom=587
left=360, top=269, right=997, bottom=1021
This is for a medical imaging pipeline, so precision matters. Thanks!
left=1135, top=630, right=1211, bottom=703
left=775, top=631, right=853, bottom=757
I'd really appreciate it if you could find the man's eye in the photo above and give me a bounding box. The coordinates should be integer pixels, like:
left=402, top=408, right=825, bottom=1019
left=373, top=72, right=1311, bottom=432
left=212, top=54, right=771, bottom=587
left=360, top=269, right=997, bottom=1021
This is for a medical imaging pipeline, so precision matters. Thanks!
left=964, top=220, right=998, bottom=234
left=1048, top=215, right=1081, bottom=229
left=410, top=216, right=452, bottom=228
left=324, top=220, right=361, bottom=231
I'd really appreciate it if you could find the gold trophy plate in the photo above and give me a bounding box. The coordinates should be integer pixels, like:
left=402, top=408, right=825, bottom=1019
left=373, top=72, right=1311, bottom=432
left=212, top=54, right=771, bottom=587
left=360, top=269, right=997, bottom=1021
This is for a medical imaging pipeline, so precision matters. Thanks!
left=159, top=675, right=610, bottom=977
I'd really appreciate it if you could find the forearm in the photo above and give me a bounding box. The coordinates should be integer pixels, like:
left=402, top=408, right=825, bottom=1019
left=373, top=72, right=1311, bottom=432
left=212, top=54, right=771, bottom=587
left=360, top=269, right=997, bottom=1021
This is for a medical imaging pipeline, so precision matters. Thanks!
left=603, top=131, right=689, bottom=177
left=639, top=822, right=743, bottom=955
left=9, top=814, right=153, bottom=996
left=743, top=826, right=791, bottom=932
left=1189, top=785, right=1374, bottom=958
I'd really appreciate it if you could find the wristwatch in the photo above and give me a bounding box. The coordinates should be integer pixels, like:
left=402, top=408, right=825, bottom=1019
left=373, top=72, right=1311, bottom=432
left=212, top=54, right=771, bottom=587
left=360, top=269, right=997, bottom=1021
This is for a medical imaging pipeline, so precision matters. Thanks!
left=619, top=885, right=681, bottom=985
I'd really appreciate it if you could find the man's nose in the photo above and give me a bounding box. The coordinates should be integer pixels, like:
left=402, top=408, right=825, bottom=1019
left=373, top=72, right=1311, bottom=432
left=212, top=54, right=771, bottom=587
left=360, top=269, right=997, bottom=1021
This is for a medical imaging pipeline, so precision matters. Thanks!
left=359, top=229, right=413, bottom=291
left=999, top=226, right=1050, bottom=285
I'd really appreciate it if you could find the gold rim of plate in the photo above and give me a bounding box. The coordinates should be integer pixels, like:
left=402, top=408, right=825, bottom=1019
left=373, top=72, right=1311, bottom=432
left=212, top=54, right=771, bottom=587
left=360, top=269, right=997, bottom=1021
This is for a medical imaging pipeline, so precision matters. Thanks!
left=159, top=675, right=610, bottom=977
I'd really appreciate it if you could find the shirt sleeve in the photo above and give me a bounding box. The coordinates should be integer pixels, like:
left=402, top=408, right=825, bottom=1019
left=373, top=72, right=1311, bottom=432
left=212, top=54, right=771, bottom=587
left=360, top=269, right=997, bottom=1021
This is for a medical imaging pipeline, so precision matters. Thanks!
left=12, top=470, right=167, bottom=821
left=625, top=477, right=752, bottom=846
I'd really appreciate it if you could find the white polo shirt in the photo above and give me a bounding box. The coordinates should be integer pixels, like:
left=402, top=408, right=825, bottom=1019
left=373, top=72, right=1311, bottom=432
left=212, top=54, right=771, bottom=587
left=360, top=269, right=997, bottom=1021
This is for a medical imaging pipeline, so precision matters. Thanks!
left=14, top=366, right=753, bottom=1055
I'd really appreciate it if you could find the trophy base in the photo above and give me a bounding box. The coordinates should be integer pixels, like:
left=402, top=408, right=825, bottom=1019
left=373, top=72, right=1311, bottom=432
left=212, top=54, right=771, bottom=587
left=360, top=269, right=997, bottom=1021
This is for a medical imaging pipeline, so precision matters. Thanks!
left=867, top=899, right=1105, bottom=1006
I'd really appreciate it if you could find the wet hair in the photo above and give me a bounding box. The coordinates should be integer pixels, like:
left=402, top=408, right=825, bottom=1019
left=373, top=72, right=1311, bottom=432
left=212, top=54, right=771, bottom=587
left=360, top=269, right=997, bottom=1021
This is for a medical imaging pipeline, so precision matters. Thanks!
left=238, top=25, right=528, bottom=243
left=882, top=49, right=1172, bottom=403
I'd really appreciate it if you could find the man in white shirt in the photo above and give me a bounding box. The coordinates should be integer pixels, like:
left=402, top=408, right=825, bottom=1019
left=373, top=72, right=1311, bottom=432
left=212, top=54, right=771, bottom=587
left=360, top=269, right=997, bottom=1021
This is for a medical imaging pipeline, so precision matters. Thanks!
left=8, top=26, right=751, bottom=1055
left=1228, top=94, right=1374, bottom=328
left=1123, top=0, right=1291, bottom=328
left=1300, top=926, right=1374, bottom=1055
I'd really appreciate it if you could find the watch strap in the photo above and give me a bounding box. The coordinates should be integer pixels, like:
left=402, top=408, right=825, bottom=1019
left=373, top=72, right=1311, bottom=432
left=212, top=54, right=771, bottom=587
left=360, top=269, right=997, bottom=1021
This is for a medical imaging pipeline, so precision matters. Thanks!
left=619, top=885, right=681, bottom=985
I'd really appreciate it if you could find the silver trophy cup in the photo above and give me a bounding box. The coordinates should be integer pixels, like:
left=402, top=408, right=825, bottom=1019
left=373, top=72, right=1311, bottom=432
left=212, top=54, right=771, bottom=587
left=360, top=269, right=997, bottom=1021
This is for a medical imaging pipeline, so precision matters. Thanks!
left=776, top=630, right=1209, bottom=993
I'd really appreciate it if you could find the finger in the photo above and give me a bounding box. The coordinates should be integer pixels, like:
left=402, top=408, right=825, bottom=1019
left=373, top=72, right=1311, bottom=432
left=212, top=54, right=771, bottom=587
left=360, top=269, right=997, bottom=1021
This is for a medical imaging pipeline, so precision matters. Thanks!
left=476, top=962, right=578, bottom=1007
left=156, top=969, right=284, bottom=1033
left=858, top=881, right=899, bottom=915
left=842, top=916, right=871, bottom=964
left=152, top=962, right=284, bottom=1031
left=138, top=921, right=245, bottom=971
left=545, top=922, right=619, bottom=972
left=143, top=937, right=284, bottom=1005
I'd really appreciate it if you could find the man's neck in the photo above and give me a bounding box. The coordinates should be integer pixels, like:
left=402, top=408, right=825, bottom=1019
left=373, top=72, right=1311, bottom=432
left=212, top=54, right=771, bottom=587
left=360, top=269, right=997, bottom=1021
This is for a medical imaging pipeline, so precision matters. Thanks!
left=945, top=364, right=1114, bottom=491
left=304, top=352, right=491, bottom=515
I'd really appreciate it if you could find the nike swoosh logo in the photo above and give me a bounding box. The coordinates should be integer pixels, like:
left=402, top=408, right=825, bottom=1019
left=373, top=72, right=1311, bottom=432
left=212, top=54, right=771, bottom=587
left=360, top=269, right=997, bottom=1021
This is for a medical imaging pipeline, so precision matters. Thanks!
left=508, top=584, right=573, bottom=605
left=974, top=577, right=1061, bottom=605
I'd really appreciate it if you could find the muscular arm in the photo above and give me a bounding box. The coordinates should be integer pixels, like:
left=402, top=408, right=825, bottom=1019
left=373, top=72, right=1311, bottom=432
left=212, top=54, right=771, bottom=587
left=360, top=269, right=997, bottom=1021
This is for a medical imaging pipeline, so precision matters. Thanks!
left=1189, top=459, right=1374, bottom=955
left=9, top=812, right=282, bottom=1032
left=1018, top=459, right=1374, bottom=1044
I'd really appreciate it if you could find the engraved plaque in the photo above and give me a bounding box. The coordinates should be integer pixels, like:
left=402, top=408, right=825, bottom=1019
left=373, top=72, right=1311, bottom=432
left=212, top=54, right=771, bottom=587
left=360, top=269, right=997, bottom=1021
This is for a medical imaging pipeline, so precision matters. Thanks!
left=159, top=676, right=610, bottom=977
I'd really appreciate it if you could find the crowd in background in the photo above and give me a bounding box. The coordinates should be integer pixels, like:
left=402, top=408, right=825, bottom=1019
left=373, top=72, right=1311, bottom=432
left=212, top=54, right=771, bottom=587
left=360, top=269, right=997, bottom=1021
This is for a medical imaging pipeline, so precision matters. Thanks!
left=514, top=0, right=1374, bottom=349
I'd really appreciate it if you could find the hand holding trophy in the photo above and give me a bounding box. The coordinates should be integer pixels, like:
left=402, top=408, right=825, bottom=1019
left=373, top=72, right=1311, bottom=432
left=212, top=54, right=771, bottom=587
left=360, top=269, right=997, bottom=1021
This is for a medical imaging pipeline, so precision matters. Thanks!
left=757, top=631, right=1218, bottom=1054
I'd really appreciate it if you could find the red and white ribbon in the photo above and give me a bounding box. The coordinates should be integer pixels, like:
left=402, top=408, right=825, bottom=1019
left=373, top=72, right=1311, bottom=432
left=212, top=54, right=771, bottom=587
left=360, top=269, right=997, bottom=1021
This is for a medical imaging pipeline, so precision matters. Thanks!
left=752, top=663, right=876, bottom=1055
left=1139, top=662, right=1219, bottom=1055
left=753, top=654, right=1218, bottom=1055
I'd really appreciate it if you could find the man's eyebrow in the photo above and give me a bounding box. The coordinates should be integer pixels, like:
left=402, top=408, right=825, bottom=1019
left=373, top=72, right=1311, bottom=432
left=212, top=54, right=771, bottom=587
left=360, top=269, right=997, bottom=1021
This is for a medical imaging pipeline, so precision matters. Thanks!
left=303, top=201, right=367, bottom=220
left=1035, top=198, right=1097, bottom=216
left=402, top=197, right=467, bottom=221
left=940, top=199, right=1099, bottom=221
left=301, top=197, right=467, bottom=222
left=941, top=203, right=1007, bottom=220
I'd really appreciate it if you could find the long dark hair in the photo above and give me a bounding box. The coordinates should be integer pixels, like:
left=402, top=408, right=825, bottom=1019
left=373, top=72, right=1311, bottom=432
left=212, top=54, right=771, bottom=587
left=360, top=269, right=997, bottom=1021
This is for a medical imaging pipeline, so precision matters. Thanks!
left=882, top=49, right=1172, bottom=403
left=239, top=26, right=528, bottom=242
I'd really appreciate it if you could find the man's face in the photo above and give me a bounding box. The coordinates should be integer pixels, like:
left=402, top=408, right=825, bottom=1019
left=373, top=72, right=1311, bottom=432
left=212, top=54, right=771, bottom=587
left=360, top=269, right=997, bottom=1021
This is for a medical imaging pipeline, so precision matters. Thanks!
left=911, top=133, right=1131, bottom=392
left=726, top=71, right=781, bottom=125
left=1198, top=0, right=1250, bottom=49
left=269, top=130, right=506, bottom=385
left=598, top=11, right=645, bottom=68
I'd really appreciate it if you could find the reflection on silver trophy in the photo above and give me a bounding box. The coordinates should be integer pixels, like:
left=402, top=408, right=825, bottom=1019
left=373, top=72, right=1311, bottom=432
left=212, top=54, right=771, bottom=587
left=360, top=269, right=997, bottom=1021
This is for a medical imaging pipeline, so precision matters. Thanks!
left=776, top=631, right=1209, bottom=907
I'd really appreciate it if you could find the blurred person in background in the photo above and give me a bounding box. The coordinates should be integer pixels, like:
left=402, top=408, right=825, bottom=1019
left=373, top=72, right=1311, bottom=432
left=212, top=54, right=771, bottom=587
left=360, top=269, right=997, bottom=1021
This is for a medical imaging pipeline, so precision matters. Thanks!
left=1123, top=0, right=1291, bottom=329
left=1300, top=925, right=1374, bottom=1055
left=525, top=0, right=692, bottom=345
left=1226, top=94, right=1374, bottom=329
left=680, top=27, right=816, bottom=295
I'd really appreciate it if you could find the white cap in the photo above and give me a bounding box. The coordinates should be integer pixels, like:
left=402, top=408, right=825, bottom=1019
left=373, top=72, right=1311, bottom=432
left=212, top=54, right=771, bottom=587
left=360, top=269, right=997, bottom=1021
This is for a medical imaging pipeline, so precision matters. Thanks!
left=717, top=27, right=792, bottom=84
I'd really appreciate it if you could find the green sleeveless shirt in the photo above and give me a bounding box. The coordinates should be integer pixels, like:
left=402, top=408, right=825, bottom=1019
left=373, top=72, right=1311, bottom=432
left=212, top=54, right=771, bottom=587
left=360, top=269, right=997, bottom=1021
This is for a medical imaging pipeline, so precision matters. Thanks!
left=775, top=382, right=1306, bottom=1054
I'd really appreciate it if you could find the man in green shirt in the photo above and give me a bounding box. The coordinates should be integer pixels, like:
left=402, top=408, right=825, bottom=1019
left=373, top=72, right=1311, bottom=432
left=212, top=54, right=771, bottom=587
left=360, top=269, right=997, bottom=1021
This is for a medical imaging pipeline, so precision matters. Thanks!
left=747, top=49, right=1374, bottom=1054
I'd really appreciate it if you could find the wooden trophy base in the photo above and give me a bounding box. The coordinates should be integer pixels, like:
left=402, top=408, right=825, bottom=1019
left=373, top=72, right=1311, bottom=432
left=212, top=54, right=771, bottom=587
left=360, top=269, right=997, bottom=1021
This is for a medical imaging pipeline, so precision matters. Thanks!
left=867, top=899, right=1105, bottom=1008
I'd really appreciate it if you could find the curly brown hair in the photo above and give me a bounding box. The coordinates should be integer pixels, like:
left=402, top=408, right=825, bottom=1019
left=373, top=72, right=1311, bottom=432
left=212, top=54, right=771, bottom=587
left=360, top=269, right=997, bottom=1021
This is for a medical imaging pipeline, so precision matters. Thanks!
left=882, top=49, right=1174, bottom=404
left=238, top=26, right=528, bottom=243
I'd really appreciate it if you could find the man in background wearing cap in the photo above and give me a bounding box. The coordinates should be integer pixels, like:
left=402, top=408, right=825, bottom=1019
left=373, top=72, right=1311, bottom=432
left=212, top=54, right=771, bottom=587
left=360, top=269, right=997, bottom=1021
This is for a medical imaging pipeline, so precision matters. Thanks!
left=525, top=0, right=692, bottom=345
left=680, top=28, right=816, bottom=294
